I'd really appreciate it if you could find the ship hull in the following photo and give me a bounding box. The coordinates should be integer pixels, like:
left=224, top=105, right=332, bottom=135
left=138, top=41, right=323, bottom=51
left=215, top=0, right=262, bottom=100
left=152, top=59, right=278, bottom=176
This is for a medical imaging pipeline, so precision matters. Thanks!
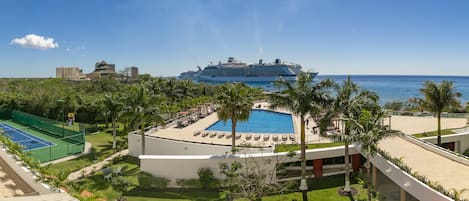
left=197, top=75, right=297, bottom=82
left=196, top=72, right=317, bottom=82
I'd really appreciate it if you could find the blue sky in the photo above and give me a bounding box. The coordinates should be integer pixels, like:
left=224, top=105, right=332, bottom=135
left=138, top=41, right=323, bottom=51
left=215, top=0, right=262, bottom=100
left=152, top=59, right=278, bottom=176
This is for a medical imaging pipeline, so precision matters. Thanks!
left=2, top=0, right=469, bottom=77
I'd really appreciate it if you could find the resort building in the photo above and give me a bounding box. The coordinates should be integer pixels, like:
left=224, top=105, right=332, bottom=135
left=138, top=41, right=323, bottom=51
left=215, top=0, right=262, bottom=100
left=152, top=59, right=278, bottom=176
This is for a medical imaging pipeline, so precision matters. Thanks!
left=56, top=62, right=140, bottom=81
left=56, top=67, right=87, bottom=81
left=87, top=60, right=117, bottom=79
left=128, top=102, right=469, bottom=201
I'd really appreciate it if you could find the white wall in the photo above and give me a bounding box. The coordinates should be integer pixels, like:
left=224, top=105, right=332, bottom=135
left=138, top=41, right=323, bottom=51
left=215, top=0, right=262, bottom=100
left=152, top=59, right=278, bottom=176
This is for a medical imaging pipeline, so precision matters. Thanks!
left=128, top=133, right=273, bottom=157
left=139, top=146, right=357, bottom=186
left=420, top=132, right=469, bottom=154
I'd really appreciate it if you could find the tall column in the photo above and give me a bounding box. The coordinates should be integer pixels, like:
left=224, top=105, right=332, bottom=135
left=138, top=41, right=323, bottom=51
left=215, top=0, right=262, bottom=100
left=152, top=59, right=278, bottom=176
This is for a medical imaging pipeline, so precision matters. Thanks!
left=313, top=159, right=323, bottom=178
left=351, top=154, right=361, bottom=172
left=400, top=188, right=406, bottom=201
left=372, top=165, right=377, bottom=187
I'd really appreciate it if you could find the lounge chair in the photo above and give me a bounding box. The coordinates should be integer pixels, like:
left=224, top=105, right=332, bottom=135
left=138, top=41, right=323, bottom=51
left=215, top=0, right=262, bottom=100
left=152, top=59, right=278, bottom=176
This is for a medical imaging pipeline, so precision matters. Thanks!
left=209, top=132, right=217, bottom=138
left=235, top=133, right=242, bottom=139
left=225, top=134, right=232, bottom=139
left=281, top=135, right=288, bottom=141
left=201, top=131, right=209, bottom=137
left=272, top=135, right=279, bottom=141
left=193, top=131, right=201, bottom=136
left=104, top=173, right=112, bottom=181
left=113, top=166, right=122, bottom=176
left=245, top=133, right=252, bottom=140
left=217, top=133, right=225, bottom=138
left=263, top=135, right=270, bottom=141
left=289, top=135, right=296, bottom=142
left=254, top=134, right=261, bottom=141
left=101, top=167, right=112, bottom=175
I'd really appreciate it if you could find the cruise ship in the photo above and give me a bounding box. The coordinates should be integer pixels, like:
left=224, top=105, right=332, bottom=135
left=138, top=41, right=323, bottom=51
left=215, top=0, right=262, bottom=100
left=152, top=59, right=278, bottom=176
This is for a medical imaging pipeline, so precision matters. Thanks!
left=178, top=57, right=318, bottom=82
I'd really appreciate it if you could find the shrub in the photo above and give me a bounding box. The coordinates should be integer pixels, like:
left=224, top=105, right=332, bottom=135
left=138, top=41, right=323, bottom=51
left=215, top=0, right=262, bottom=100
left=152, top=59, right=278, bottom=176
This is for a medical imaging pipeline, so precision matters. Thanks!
left=176, top=178, right=200, bottom=188
left=138, top=172, right=170, bottom=189
left=197, top=168, right=219, bottom=189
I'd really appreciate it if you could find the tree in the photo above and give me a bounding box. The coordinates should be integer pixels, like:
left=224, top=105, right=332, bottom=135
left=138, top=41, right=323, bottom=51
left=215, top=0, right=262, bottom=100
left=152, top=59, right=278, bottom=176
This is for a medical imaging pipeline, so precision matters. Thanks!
left=344, top=109, right=401, bottom=201
left=269, top=72, right=334, bottom=201
left=319, top=76, right=378, bottom=195
left=216, top=83, right=256, bottom=154
left=124, top=84, right=163, bottom=155
left=419, top=81, right=461, bottom=146
left=219, top=152, right=296, bottom=201
left=103, top=93, right=124, bottom=150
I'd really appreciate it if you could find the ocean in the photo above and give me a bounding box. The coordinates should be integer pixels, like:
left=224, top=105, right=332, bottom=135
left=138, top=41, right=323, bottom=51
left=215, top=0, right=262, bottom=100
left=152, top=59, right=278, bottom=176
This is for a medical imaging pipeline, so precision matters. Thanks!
left=214, top=75, right=469, bottom=105
left=317, top=75, right=469, bottom=104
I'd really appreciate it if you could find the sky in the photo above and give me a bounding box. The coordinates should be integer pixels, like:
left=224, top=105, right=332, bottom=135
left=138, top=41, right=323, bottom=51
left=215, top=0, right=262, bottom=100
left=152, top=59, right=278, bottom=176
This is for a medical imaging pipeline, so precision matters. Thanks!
left=2, top=0, right=469, bottom=77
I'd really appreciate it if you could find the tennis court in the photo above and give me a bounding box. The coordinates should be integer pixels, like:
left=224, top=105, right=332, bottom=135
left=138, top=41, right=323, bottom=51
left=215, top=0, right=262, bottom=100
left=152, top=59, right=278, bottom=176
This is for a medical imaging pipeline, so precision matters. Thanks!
left=0, top=122, right=54, bottom=150
left=0, top=109, right=85, bottom=162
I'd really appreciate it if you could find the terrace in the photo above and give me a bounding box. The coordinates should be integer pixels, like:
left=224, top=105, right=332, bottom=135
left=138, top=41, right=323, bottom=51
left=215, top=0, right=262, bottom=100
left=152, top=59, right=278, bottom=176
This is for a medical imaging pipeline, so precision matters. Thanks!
left=143, top=102, right=333, bottom=149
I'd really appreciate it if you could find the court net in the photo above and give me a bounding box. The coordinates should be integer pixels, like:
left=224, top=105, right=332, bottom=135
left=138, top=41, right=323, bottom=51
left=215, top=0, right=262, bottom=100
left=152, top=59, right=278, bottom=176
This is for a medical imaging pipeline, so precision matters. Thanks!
left=0, top=109, right=85, bottom=162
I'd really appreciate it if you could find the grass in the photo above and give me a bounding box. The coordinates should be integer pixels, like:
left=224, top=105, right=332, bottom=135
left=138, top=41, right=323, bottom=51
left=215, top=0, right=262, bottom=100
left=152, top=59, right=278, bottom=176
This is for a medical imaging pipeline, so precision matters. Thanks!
left=71, top=156, right=221, bottom=201
left=274, top=142, right=344, bottom=153
left=73, top=156, right=366, bottom=201
left=47, top=125, right=127, bottom=175
left=413, top=129, right=455, bottom=138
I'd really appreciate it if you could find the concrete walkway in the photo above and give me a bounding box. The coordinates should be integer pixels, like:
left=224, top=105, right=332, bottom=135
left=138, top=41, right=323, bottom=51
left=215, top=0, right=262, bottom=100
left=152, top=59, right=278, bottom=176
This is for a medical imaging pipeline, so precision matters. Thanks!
left=378, top=136, right=469, bottom=199
left=0, top=193, right=78, bottom=201
left=66, top=149, right=129, bottom=181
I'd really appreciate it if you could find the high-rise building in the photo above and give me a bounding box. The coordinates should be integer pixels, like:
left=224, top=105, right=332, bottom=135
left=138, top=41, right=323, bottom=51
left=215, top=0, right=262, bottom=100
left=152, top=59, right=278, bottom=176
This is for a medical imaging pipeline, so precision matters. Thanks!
left=130, top=66, right=139, bottom=77
left=56, top=67, right=87, bottom=80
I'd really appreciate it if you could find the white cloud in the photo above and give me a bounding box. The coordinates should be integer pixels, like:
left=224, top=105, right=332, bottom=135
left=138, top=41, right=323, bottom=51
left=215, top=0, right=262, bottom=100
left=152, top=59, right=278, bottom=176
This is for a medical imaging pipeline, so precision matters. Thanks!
left=9, top=34, right=59, bottom=49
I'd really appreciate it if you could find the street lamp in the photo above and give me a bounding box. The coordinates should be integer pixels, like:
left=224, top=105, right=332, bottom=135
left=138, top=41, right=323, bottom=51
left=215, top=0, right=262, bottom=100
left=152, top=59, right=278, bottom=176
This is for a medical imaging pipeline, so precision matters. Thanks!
left=57, top=99, right=65, bottom=137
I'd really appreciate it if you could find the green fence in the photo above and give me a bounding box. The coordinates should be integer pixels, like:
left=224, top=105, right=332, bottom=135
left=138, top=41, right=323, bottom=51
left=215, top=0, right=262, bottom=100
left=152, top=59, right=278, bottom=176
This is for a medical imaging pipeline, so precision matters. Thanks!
left=0, top=109, right=85, bottom=162
left=11, top=110, right=84, bottom=144
left=27, top=133, right=85, bottom=162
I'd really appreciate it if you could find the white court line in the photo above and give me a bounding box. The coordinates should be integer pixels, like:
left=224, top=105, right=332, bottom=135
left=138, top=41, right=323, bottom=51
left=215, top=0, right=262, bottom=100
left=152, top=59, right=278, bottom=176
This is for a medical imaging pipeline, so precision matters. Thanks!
left=0, top=123, right=54, bottom=148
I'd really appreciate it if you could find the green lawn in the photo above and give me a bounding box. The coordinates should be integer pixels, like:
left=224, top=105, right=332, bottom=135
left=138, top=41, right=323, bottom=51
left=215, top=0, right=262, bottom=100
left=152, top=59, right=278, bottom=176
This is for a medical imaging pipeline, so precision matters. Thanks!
left=275, top=142, right=344, bottom=153
left=413, top=129, right=455, bottom=138
left=73, top=156, right=366, bottom=201
left=47, top=127, right=126, bottom=175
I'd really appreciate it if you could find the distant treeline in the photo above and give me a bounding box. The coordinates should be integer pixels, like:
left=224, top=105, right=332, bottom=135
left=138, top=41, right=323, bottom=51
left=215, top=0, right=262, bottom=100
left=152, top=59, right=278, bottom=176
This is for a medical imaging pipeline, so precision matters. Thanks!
left=0, top=77, right=217, bottom=124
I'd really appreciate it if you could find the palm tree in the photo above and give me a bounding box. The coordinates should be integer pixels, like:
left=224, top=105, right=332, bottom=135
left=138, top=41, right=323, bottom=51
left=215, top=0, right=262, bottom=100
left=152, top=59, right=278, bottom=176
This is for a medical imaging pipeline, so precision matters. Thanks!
left=216, top=83, right=256, bottom=154
left=419, top=81, right=461, bottom=146
left=270, top=72, right=334, bottom=201
left=124, top=84, right=163, bottom=155
left=319, top=76, right=378, bottom=195
left=344, top=109, right=401, bottom=201
left=103, top=93, right=124, bottom=150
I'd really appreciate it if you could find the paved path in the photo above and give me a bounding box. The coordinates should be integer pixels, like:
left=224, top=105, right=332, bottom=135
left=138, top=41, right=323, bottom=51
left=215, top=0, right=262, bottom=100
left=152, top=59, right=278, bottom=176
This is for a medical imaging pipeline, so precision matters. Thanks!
left=378, top=136, right=469, bottom=199
left=0, top=193, right=78, bottom=201
left=66, top=149, right=129, bottom=181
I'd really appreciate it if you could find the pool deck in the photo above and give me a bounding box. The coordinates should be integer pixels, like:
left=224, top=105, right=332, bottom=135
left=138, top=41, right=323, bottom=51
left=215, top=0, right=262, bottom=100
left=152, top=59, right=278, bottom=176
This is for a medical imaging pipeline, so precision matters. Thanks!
left=147, top=102, right=333, bottom=147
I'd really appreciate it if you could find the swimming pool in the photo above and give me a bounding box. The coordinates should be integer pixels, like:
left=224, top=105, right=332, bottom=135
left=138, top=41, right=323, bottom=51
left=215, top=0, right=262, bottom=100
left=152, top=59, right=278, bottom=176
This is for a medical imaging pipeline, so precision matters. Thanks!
left=206, top=109, right=294, bottom=134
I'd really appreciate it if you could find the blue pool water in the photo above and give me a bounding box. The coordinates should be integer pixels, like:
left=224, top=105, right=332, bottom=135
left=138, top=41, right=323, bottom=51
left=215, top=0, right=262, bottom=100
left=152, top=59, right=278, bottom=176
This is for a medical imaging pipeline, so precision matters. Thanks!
left=206, top=110, right=294, bottom=134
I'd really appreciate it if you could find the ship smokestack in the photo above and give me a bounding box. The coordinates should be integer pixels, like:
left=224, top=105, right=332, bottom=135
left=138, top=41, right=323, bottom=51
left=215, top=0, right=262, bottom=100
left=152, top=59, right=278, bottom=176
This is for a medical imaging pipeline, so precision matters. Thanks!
left=259, top=59, right=263, bottom=64
left=275, top=58, right=281, bottom=64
